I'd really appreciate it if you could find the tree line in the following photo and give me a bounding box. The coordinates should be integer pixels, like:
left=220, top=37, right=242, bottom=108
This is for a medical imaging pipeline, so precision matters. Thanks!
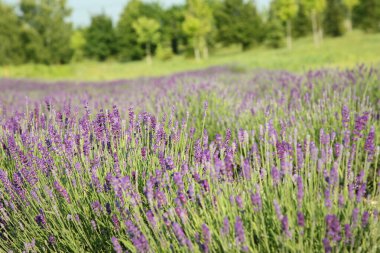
left=0, top=0, right=379, bottom=65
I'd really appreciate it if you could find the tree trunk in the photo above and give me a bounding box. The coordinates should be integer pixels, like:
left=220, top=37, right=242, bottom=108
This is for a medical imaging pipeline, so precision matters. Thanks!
left=146, top=42, right=152, bottom=65
left=286, top=20, right=292, bottom=50
left=311, top=10, right=319, bottom=47
left=202, top=45, right=209, bottom=60
left=345, top=9, right=352, bottom=32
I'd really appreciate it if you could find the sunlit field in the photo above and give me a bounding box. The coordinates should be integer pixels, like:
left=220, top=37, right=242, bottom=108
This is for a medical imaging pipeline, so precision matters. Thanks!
left=0, top=65, right=379, bottom=252
left=2, top=31, right=380, bottom=81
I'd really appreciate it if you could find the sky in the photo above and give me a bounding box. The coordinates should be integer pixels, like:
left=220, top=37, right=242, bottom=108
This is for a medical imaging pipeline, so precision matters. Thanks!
left=5, top=0, right=270, bottom=27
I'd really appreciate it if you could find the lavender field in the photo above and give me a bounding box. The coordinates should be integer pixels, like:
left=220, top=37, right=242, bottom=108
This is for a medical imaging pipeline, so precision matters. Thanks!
left=0, top=65, right=379, bottom=252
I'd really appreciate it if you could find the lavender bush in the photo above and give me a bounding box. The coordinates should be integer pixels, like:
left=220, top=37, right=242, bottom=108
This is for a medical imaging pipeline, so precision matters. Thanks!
left=0, top=65, right=379, bottom=252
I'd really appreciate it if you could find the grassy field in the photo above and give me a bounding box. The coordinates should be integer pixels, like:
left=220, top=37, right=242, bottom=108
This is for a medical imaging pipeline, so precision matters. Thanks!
left=1, top=31, right=380, bottom=81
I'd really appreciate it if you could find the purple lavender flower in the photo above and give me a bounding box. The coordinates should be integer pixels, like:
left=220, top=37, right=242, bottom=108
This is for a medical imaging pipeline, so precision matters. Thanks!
left=354, top=112, right=369, bottom=137
left=173, top=172, right=184, bottom=191
left=356, top=183, right=366, bottom=203
left=341, top=105, right=350, bottom=128
left=173, top=222, right=192, bottom=249
left=297, top=176, right=304, bottom=207
left=112, top=214, right=120, bottom=231
left=221, top=217, right=230, bottom=236
left=35, top=209, right=47, bottom=228
left=323, top=237, right=332, bottom=253
left=352, top=208, right=359, bottom=226
left=362, top=211, right=370, bottom=228
left=235, top=216, right=246, bottom=245
left=344, top=224, right=352, bottom=244
left=146, top=210, right=156, bottom=228
left=235, top=195, right=244, bottom=209
left=324, top=189, right=332, bottom=209
left=48, top=235, right=56, bottom=245
left=325, top=214, right=341, bottom=242
left=54, top=181, right=71, bottom=203
left=274, top=200, right=283, bottom=220
left=91, top=201, right=102, bottom=215
left=201, top=224, right=211, bottom=252
left=250, top=192, right=262, bottom=212
left=297, top=212, right=305, bottom=227
left=364, top=126, right=375, bottom=158
left=271, top=166, right=280, bottom=186
left=111, top=237, right=123, bottom=253
left=281, top=215, right=292, bottom=238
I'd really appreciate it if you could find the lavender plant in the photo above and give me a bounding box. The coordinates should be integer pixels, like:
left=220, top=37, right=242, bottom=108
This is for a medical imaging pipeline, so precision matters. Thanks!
left=0, top=65, right=379, bottom=252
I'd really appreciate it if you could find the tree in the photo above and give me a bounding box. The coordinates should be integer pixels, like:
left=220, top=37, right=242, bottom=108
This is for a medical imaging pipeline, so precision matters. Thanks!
left=214, top=0, right=262, bottom=51
left=19, top=0, right=72, bottom=64
left=293, top=1, right=311, bottom=38
left=302, top=0, right=326, bottom=47
left=70, top=29, right=86, bottom=62
left=342, top=0, right=359, bottom=31
left=132, top=17, right=161, bottom=65
left=117, top=0, right=165, bottom=61
left=323, top=0, right=346, bottom=37
left=353, top=0, right=380, bottom=33
left=182, top=0, right=213, bottom=61
left=164, top=5, right=186, bottom=55
left=273, top=0, right=298, bottom=49
left=85, top=14, right=117, bottom=61
left=265, top=17, right=286, bottom=48
left=0, top=1, right=24, bottom=65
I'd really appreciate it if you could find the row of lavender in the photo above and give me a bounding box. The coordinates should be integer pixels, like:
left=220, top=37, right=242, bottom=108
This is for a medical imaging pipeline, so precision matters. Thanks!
left=0, top=65, right=379, bottom=252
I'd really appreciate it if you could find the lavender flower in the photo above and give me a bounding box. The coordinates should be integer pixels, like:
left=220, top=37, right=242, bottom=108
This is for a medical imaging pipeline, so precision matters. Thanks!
left=297, top=212, right=305, bottom=227
left=362, top=211, right=370, bottom=228
left=201, top=224, right=211, bottom=252
left=221, top=217, right=230, bottom=236
left=344, top=224, right=352, bottom=244
left=364, top=126, right=375, bottom=158
left=341, top=105, right=350, bottom=127
left=325, top=214, right=341, bottom=242
left=297, top=176, right=304, bottom=207
left=54, top=181, right=71, bottom=203
left=235, top=216, right=246, bottom=245
left=35, top=209, right=46, bottom=228
left=281, top=215, right=292, bottom=238
left=111, top=237, right=123, bottom=253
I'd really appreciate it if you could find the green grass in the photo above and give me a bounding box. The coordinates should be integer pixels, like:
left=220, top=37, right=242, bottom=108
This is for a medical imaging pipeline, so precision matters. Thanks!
left=1, top=30, right=380, bottom=81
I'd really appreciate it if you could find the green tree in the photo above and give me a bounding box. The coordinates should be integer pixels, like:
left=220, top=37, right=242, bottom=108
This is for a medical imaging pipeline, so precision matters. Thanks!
left=117, top=0, right=165, bottom=61
left=265, top=17, right=286, bottom=48
left=293, top=1, right=311, bottom=38
left=164, top=5, right=186, bottom=55
left=0, top=1, right=24, bottom=65
left=353, top=0, right=380, bottom=33
left=214, top=0, right=262, bottom=51
left=132, top=17, right=161, bottom=65
left=20, top=0, right=72, bottom=64
left=70, top=29, right=86, bottom=62
left=182, top=0, right=213, bottom=61
left=302, top=0, right=327, bottom=47
left=342, top=0, right=359, bottom=31
left=85, top=14, right=117, bottom=61
left=323, top=0, right=346, bottom=36
left=273, top=0, right=298, bottom=49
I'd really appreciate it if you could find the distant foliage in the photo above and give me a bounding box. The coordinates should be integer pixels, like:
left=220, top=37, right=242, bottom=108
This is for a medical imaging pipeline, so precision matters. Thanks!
left=324, top=0, right=346, bottom=37
left=0, top=0, right=379, bottom=65
left=353, top=0, right=380, bottom=33
left=265, top=18, right=286, bottom=48
left=19, top=0, right=72, bottom=64
left=132, top=17, right=161, bottom=64
left=0, top=2, right=24, bottom=65
left=214, top=0, right=262, bottom=50
left=85, top=14, right=117, bottom=61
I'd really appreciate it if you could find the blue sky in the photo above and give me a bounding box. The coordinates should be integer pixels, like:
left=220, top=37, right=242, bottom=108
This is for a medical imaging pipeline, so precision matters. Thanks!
left=5, top=0, right=269, bottom=26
